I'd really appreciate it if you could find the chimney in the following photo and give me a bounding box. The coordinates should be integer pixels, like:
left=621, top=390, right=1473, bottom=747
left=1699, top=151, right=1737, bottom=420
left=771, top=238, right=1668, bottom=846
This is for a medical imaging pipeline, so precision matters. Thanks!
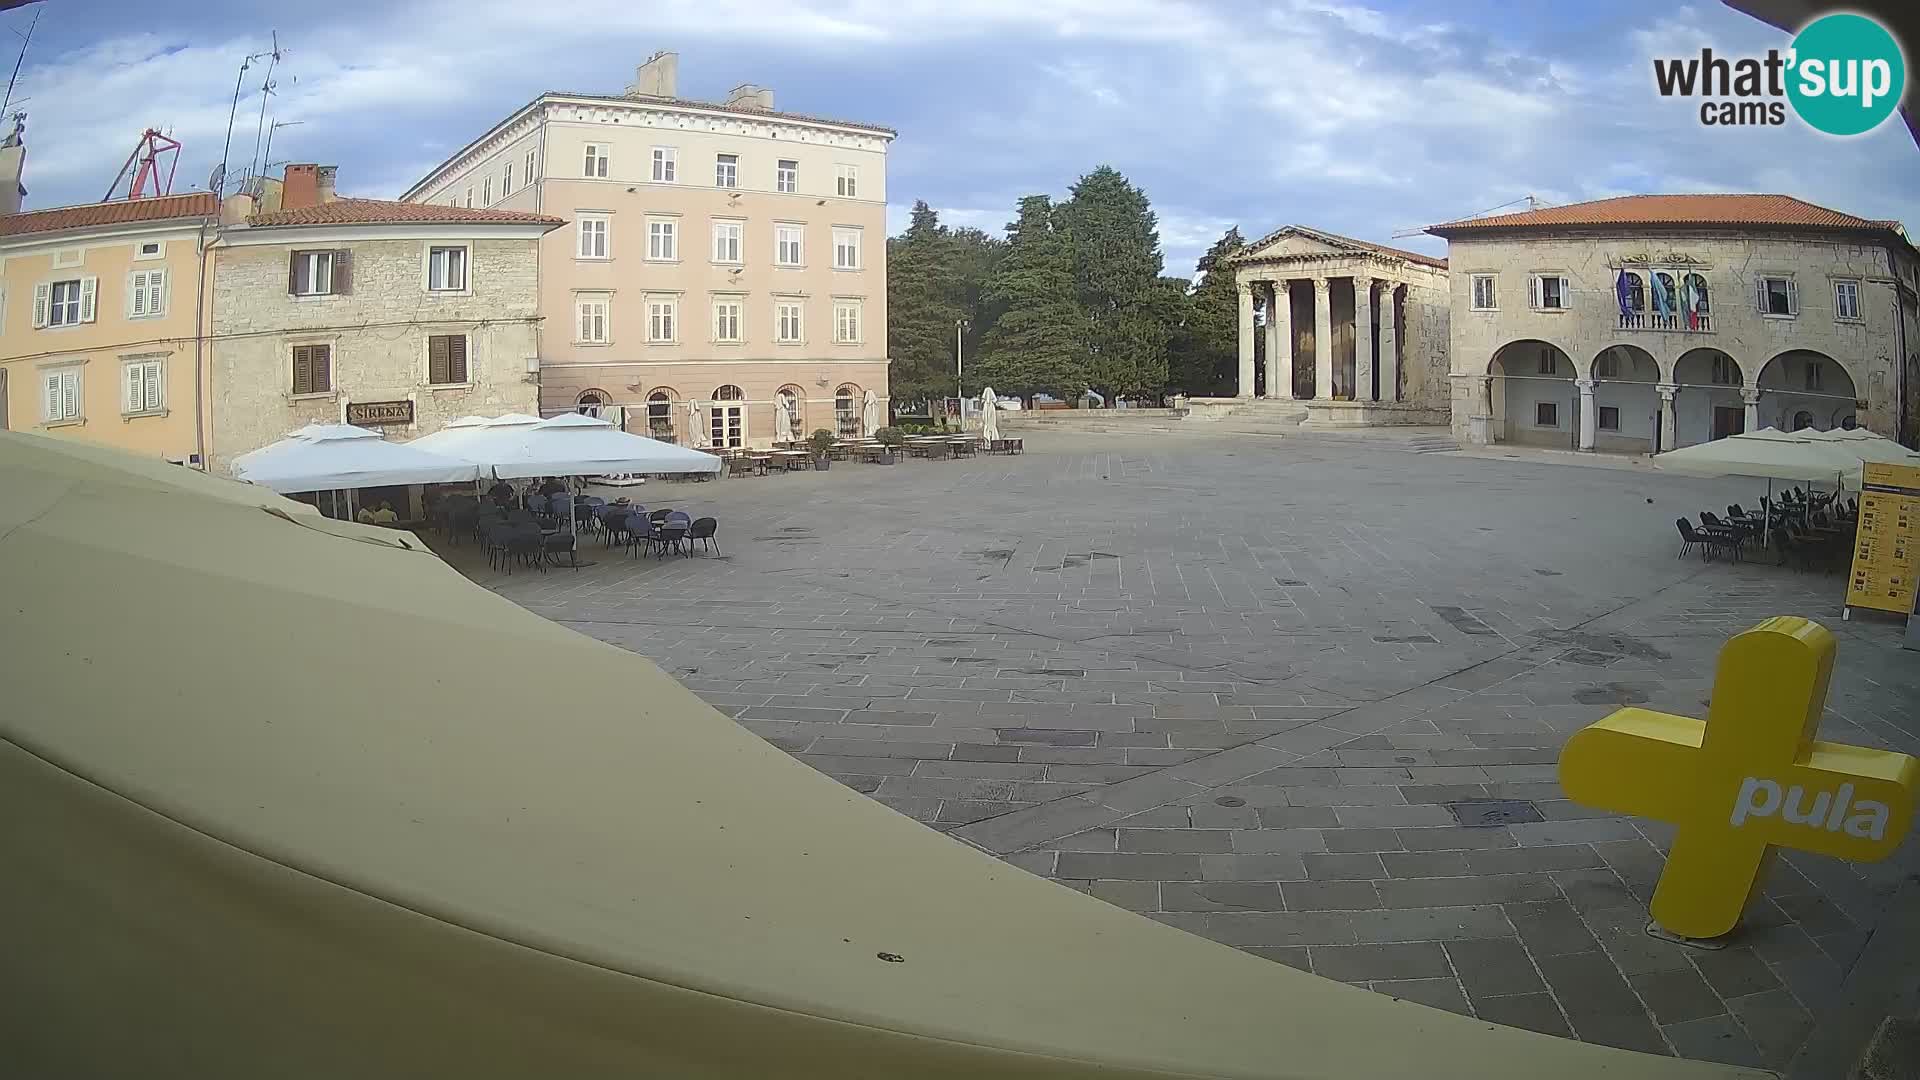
left=0, top=118, right=26, bottom=216
left=724, top=83, right=774, bottom=111
left=625, top=50, right=679, bottom=99
left=316, top=165, right=338, bottom=203
left=282, top=164, right=322, bottom=210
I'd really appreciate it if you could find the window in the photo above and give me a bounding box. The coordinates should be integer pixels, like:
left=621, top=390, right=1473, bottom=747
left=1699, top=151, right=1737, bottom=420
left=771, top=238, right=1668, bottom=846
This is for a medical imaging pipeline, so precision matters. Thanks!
left=1685, top=273, right=1710, bottom=314
left=127, top=269, right=167, bottom=318
left=834, top=299, right=862, bottom=343
left=525, top=149, right=537, bottom=184
left=135, top=240, right=164, bottom=260
left=1711, top=355, right=1739, bottom=385
left=776, top=301, right=804, bottom=343
left=1622, top=271, right=1646, bottom=312
left=502, top=162, right=514, bottom=197
left=1530, top=273, right=1569, bottom=310
left=835, top=163, right=858, bottom=198
left=715, top=153, right=738, bottom=188
left=776, top=224, right=804, bottom=266
left=647, top=219, right=678, bottom=261
left=1597, top=406, right=1620, bottom=432
left=1595, top=352, right=1617, bottom=379
left=651, top=147, right=677, bottom=182
left=1805, top=360, right=1825, bottom=391
left=576, top=390, right=607, bottom=417
left=291, top=344, right=332, bottom=396
left=833, top=227, right=861, bottom=270
left=647, top=390, right=675, bottom=439
left=428, top=334, right=469, bottom=385
left=42, top=367, right=80, bottom=422
left=427, top=245, right=468, bottom=291
left=710, top=384, right=745, bottom=449
left=1535, top=349, right=1557, bottom=376
left=482, top=177, right=492, bottom=204
left=124, top=358, right=164, bottom=415
left=1835, top=279, right=1861, bottom=321
left=1792, top=410, right=1814, bottom=431
left=835, top=385, right=859, bottom=436
left=584, top=143, right=608, bottom=178
left=776, top=159, right=798, bottom=193
left=576, top=296, right=609, bottom=344
left=465, top=189, right=474, bottom=208
left=712, top=298, right=742, bottom=342
left=577, top=216, right=609, bottom=259
left=712, top=220, right=743, bottom=263
left=289, top=250, right=348, bottom=296
left=1535, top=401, right=1558, bottom=427
left=647, top=297, right=677, bottom=343
left=1469, top=274, right=1497, bottom=311
left=1759, top=275, right=1796, bottom=317
left=36, top=278, right=96, bottom=328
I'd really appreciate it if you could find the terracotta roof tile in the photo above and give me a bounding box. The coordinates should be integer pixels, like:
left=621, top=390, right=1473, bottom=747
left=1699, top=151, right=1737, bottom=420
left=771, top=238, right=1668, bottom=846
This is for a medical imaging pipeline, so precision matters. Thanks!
left=247, top=198, right=564, bottom=229
left=1427, top=194, right=1899, bottom=235
left=0, top=193, right=217, bottom=238
left=548, top=91, right=895, bottom=136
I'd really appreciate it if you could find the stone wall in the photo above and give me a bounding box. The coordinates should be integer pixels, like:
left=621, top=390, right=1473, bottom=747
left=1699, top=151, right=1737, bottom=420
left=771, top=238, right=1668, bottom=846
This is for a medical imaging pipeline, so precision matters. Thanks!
left=209, top=236, right=541, bottom=471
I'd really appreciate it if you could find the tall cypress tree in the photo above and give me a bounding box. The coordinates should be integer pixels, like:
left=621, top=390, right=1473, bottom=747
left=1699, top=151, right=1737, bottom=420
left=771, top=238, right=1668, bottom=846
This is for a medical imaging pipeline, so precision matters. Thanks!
left=885, top=201, right=964, bottom=405
left=1169, top=227, right=1247, bottom=396
left=1060, top=166, right=1168, bottom=400
left=973, top=195, right=1087, bottom=396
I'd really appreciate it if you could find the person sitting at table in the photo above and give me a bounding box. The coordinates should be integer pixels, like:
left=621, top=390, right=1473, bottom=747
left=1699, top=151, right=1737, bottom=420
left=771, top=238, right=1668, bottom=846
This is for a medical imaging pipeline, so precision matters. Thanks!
left=487, top=479, right=515, bottom=504
left=369, top=501, right=400, bottom=525
left=539, top=476, right=567, bottom=498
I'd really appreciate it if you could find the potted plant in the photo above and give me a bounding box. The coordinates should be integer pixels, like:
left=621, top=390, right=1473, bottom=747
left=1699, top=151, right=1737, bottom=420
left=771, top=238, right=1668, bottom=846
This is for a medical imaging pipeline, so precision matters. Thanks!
left=807, top=427, right=836, bottom=471
left=874, top=426, right=905, bottom=464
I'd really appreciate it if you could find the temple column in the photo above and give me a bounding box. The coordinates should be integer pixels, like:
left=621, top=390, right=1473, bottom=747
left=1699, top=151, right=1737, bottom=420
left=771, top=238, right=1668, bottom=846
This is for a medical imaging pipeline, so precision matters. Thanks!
left=1354, top=277, right=1375, bottom=403
left=1312, top=277, right=1333, bottom=401
left=1577, top=378, right=1597, bottom=451
left=1657, top=383, right=1678, bottom=452
left=1269, top=281, right=1293, bottom=399
left=1237, top=281, right=1256, bottom=398
left=1379, top=284, right=1398, bottom=403
left=1742, top=387, right=1761, bottom=433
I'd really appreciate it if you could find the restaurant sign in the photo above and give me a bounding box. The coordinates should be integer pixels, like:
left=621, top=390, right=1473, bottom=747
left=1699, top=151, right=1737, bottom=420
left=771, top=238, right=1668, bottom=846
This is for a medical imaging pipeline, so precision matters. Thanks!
left=346, top=399, right=415, bottom=426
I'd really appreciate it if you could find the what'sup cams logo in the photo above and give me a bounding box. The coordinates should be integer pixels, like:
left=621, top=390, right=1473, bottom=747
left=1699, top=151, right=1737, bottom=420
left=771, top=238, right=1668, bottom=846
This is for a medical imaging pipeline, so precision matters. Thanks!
left=1653, top=12, right=1906, bottom=135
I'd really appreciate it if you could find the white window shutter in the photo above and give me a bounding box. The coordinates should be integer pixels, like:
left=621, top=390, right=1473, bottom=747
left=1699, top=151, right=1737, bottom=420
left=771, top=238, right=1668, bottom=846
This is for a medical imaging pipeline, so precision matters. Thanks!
left=128, top=273, right=144, bottom=317
left=32, top=282, right=49, bottom=328
left=144, top=363, right=162, bottom=410
left=1755, top=277, right=1768, bottom=312
left=1785, top=278, right=1798, bottom=315
left=1559, top=277, right=1570, bottom=309
left=1527, top=276, right=1539, bottom=309
left=152, top=270, right=166, bottom=315
left=60, top=371, right=78, bottom=419
left=44, top=373, right=60, bottom=418
left=126, top=364, right=144, bottom=412
left=79, top=276, right=98, bottom=323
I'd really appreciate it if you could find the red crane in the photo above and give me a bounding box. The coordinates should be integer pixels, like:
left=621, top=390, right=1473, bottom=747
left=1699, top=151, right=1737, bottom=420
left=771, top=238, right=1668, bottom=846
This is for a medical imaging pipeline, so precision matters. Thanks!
left=103, top=128, right=181, bottom=201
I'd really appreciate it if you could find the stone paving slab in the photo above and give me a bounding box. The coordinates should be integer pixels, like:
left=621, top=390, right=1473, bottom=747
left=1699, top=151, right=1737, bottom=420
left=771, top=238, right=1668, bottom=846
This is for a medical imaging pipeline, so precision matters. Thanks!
left=470, top=428, right=1920, bottom=1073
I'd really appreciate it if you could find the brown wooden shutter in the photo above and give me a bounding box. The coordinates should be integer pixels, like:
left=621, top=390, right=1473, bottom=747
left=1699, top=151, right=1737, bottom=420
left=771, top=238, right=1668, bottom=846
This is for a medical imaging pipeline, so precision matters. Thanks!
left=288, top=252, right=303, bottom=295
left=450, top=334, right=468, bottom=384
left=292, top=346, right=312, bottom=394
left=333, top=250, right=353, bottom=295
left=314, top=345, right=331, bottom=392
left=428, top=335, right=450, bottom=385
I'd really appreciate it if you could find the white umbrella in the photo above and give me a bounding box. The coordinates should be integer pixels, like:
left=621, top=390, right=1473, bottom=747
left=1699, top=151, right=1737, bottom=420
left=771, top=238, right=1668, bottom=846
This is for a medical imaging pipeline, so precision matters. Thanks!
left=409, top=413, right=544, bottom=460
left=465, top=413, right=722, bottom=480
left=1796, top=427, right=1920, bottom=467
left=980, top=386, right=1002, bottom=444
left=232, top=424, right=481, bottom=493
left=1654, top=427, right=1864, bottom=486
left=862, top=389, right=882, bottom=438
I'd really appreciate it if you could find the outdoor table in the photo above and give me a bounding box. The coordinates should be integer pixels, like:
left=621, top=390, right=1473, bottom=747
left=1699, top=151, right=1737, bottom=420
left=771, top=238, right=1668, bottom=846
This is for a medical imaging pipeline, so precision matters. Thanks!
left=747, top=454, right=773, bottom=476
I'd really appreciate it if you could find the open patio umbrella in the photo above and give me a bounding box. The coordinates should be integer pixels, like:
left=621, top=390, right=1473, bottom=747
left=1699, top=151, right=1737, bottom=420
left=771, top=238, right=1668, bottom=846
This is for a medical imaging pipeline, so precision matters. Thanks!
left=468, top=412, right=721, bottom=480
left=1795, top=426, right=1920, bottom=467
left=232, top=424, right=481, bottom=494
left=408, top=412, right=544, bottom=461
left=981, top=386, right=1002, bottom=444
left=862, top=388, right=881, bottom=437
left=0, top=428, right=1756, bottom=1078
left=1654, top=427, right=1864, bottom=544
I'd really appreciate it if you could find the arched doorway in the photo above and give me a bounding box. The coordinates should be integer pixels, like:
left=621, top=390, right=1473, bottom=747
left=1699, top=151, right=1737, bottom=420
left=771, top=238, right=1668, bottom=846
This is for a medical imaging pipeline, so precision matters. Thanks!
left=1590, top=345, right=1659, bottom=452
left=1670, top=348, right=1745, bottom=447
left=709, top=385, right=746, bottom=449
left=646, top=389, right=677, bottom=442
left=575, top=389, right=608, bottom=418
left=1486, top=340, right=1577, bottom=449
left=1755, top=350, right=1857, bottom=432
left=776, top=385, right=806, bottom=442
left=835, top=384, right=862, bottom=437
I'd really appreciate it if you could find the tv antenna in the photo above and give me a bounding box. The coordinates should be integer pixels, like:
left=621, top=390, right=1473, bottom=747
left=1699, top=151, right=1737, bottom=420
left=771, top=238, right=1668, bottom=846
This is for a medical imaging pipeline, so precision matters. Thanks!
left=261, top=117, right=303, bottom=172
left=218, top=34, right=281, bottom=194
left=0, top=7, right=37, bottom=119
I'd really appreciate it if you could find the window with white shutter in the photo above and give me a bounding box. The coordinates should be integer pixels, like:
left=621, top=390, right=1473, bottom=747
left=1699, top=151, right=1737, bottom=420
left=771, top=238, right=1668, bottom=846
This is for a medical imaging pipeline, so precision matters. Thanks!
left=1758, top=276, right=1796, bottom=317
left=525, top=149, right=538, bottom=184
left=1529, top=274, right=1568, bottom=310
left=128, top=269, right=167, bottom=318
left=1469, top=274, right=1497, bottom=311
left=123, top=358, right=165, bottom=414
left=43, top=367, right=81, bottom=422
left=42, top=279, right=90, bottom=327
left=502, top=162, right=514, bottom=196
left=575, top=296, right=609, bottom=344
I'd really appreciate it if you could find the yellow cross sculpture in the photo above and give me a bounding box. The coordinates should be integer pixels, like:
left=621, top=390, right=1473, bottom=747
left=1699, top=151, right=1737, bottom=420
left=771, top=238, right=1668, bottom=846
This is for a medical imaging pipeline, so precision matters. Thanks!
left=1559, top=617, right=1917, bottom=940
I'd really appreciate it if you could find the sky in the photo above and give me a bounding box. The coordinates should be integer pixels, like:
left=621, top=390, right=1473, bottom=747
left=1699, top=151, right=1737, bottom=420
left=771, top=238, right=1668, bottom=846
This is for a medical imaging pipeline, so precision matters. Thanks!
left=6, top=0, right=1918, bottom=275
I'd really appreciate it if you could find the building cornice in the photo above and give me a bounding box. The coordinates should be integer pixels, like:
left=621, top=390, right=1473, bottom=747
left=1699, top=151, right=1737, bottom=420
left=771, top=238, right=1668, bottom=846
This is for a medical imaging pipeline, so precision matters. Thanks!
left=219, top=222, right=557, bottom=247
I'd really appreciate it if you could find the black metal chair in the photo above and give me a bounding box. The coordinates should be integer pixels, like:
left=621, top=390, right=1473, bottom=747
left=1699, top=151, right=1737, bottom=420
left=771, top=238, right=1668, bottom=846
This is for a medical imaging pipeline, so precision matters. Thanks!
left=1675, top=518, right=1702, bottom=560
left=688, top=517, right=720, bottom=555
left=651, top=520, right=689, bottom=558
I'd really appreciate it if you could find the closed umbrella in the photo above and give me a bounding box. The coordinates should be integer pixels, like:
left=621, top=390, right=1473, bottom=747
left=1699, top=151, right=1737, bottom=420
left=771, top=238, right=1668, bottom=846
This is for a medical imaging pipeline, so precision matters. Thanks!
left=775, top=395, right=796, bottom=444
left=862, top=389, right=881, bottom=438
left=981, top=386, right=1002, bottom=445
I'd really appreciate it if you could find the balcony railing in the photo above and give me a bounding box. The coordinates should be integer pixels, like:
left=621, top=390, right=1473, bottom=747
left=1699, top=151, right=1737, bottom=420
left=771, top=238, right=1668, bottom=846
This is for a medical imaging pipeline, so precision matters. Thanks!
left=1618, top=311, right=1713, bottom=333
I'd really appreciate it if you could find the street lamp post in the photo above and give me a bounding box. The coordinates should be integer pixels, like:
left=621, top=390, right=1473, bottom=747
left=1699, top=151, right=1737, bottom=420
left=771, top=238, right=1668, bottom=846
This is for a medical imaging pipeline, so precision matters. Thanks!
left=955, top=318, right=969, bottom=399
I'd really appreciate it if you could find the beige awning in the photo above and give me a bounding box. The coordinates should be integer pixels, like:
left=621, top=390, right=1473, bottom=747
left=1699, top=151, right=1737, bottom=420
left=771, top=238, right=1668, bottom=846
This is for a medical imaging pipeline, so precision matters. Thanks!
left=0, top=429, right=1759, bottom=1079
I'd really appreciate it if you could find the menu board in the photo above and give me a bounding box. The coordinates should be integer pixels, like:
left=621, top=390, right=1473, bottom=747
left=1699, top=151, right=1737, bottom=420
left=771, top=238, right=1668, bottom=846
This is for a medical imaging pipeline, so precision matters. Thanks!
left=1846, top=463, right=1920, bottom=616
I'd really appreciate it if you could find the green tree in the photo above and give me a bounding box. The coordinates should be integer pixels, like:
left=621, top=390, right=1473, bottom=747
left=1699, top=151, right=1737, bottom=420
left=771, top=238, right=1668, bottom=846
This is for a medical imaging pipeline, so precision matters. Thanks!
left=972, top=195, right=1087, bottom=396
left=885, top=201, right=964, bottom=406
left=1168, top=226, right=1247, bottom=396
left=1059, top=166, right=1169, bottom=400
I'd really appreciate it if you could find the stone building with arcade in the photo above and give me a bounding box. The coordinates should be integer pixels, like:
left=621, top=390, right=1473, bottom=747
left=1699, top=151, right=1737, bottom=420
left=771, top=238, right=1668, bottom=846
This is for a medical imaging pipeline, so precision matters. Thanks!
left=1426, top=194, right=1919, bottom=453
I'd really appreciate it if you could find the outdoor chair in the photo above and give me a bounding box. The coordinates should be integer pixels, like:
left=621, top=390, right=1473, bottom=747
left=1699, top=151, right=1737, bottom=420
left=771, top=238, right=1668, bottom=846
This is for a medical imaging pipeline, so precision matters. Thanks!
left=600, top=508, right=632, bottom=548
left=1699, top=512, right=1746, bottom=556
left=542, top=530, right=579, bottom=570
left=526, top=494, right=548, bottom=517
left=1675, top=519, right=1736, bottom=562
left=651, top=520, right=689, bottom=558
left=650, top=508, right=673, bottom=522
left=502, top=527, right=545, bottom=575
left=1674, top=518, right=1702, bottom=560
left=688, top=517, right=720, bottom=555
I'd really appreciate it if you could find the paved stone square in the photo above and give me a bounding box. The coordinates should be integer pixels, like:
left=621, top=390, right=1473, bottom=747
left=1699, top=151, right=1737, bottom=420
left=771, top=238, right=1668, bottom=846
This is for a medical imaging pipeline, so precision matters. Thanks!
left=467, top=429, right=1919, bottom=1075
